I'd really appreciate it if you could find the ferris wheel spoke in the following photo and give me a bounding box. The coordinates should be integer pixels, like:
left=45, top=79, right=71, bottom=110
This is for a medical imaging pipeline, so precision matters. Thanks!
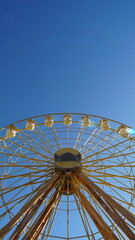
left=74, top=194, right=94, bottom=240
left=1, top=186, right=32, bottom=219
left=75, top=172, right=135, bottom=226
left=0, top=143, right=32, bottom=160
left=0, top=179, right=47, bottom=197
left=82, top=131, right=113, bottom=156
left=73, top=180, right=97, bottom=240
left=0, top=171, right=53, bottom=197
left=1, top=171, right=54, bottom=208
left=22, top=181, right=63, bottom=240
left=76, top=188, right=119, bottom=240
left=82, top=136, right=133, bottom=163
left=2, top=172, right=52, bottom=191
left=0, top=150, right=53, bottom=166
left=51, top=125, right=62, bottom=149
left=86, top=158, right=135, bottom=170
left=1, top=113, right=135, bottom=239
left=0, top=169, right=43, bottom=181
left=83, top=160, right=135, bottom=172
left=11, top=189, right=61, bottom=240
left=44, top=192, right=61, bottom=240
left=74, top=125, right=84, bottom=149
left=82, top=130, right=119, bottom=157
left=16, top=134, right=53, bottom=161
left=0, top=172, right=62, bottom=239
left=84, top=174, right=135, bottom=196
left=0, top=187, right=36, bottom=212
left=66, top=126, right=69, bottom=147
left=0, top=163, right=40, bottom=172
left=82, top=142, right=133, bottom=167
left=81, top=128, right=103, bottom=155
left=102, top=141, right=135, bottom=159
left=1, top=185, right=43, bottom=222
left=0, top=179, right=55, bottom=220
left=83, top=172, right=134, bottom=190
left=83, top=149, right=135, bottom=166
left=84, top=169, right=135, bottom=181
left=1, top=163, right=26, bottom=180
left=75, top=183, right=134, bottom=240
left=19, top=127, right=54, bottom=157
left=83, top=137, right=130, bottom=160
left=34, top=125, right=57, bottom=153
left=0, top=163, right=53, bottom=174
left=7, top=136, right=53, bottom=163
left=89, top=194, right=117, bottom=230
left=80, top=185, right=132, bottom=240
left=106, top=187, right=134, bottom=209
left=79, top=126, right=100, bottom=154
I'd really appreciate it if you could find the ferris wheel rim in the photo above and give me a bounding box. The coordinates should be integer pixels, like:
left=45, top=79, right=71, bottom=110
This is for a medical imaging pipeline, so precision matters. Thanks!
left=0, top=112, right=133, bottom=131
left=0, top=113, right=135, bottom=239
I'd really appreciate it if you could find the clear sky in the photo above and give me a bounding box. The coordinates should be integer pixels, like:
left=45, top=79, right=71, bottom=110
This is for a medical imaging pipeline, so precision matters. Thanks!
left=0, top=0, right=135, bottom=128
left=1, top=1, right=135, bottom=239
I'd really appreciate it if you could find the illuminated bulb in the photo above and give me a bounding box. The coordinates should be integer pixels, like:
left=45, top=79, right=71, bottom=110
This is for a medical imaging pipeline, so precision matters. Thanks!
left=6, top=125, right=17, bottom=138
left=99, top=119, right=110, bottom=131
left=118, top=125, right=130, bottom=138
left=45, top=115, right=54, bottom=127
left=26, top=119, right=36, bottom=131
left=82, top=116, right=91, bottom=127
left=64, top=114, right=72, bottom=126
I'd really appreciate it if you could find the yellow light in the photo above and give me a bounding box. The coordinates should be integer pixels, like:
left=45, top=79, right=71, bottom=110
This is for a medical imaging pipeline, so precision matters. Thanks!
left=26, top=119, right=36, bottom=131
left=45, top=115, right=54, bottom=127
left=64, top=114, right=72, bottom=126
left=6, top=125, right=17, bottom=138
left=118, top=125, right=130, bottom=138
left=99, top=119, right=110, bottom=131
left=82, top=116, right=91, bottom=127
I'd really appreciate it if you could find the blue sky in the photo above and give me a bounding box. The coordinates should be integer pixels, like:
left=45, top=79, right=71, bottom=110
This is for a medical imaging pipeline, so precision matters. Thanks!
left=0, top=0, right=135, bottom=128
left=1, top=1, right=135, bottom=239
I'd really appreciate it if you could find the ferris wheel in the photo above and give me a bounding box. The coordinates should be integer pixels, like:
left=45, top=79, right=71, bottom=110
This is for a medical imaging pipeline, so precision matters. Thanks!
left=0, top=113, right=135, bottom=240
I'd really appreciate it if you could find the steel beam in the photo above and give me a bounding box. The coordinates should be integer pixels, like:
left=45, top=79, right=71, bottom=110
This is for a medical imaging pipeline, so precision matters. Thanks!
left=23, top=189, right=61, bottom=240
left=75, top=172, right=135, bottom=225
left=0, top=172, right=62, bottom=239
left=76, top=188, right=118, bottom=240
left=75, top=172, right=135, bottom=239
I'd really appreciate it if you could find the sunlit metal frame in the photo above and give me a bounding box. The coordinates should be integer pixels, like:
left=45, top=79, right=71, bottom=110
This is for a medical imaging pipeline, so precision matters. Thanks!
left=0, top=113, right=135, bottom=239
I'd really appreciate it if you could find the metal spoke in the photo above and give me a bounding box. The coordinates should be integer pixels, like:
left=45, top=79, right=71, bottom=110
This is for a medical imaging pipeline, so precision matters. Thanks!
left=1, top=113, right=135, bottom=239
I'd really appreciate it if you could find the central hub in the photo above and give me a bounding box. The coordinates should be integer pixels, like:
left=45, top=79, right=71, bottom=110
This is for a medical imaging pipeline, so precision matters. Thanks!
left=54, top=148, right=82, bottom=171
left=54, top=148, right=82, bottom=195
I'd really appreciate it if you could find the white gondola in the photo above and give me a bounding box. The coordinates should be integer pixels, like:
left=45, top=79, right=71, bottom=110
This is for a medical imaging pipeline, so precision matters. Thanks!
left=6, top=125, right=17, bottom=138
left=64, top=114, right=72, bottom=126
left=99, top=119, right=110, bottom=131
left=117, top=125, right=130, bottom=138
left=45, top=115, right=54, bottom=127
left=82, top=115, right=91, bottom=127
left=26, top=119, right=36, bottom=131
